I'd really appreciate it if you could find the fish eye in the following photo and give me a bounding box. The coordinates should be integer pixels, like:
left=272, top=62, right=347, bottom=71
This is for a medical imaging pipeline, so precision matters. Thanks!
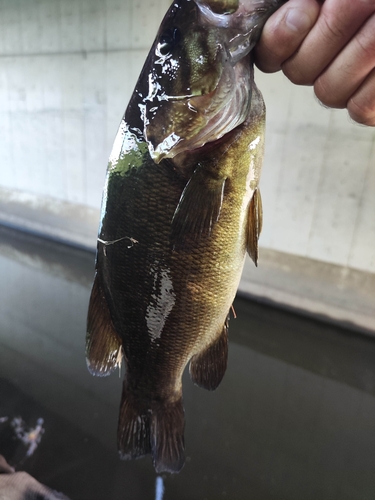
left=158, top=28, right=181, bottom=56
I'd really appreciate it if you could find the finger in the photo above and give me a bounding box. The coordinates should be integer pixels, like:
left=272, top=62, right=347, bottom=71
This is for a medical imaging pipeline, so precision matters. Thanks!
left=254, top=0, right=320, bottom=74
left=283, top=0, right=375, bottom=85
left=314, top=12, right=375, bottom=108
left=348, top=68, right=375, bottom=126
left=0, top=455, right=15, bottom=474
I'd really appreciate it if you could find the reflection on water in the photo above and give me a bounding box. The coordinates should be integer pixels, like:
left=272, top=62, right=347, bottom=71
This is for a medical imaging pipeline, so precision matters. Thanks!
left=0, top=225, right=375, bottom=499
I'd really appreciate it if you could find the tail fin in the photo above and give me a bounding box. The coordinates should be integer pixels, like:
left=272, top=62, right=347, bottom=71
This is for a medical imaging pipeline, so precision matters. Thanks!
left=117, top=382, right=185, bottom=473
left=117, top=382, right=151, bottom=460
left=151, top=398, right=185, bottom=474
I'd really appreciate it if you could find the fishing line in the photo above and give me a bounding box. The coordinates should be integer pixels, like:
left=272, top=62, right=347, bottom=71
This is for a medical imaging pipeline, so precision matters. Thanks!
left=155, top=476, right=165, bottom=500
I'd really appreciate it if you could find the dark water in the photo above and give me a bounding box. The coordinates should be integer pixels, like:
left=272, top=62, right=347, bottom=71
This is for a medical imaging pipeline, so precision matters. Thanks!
left=0, top=225, right=375, bottom=500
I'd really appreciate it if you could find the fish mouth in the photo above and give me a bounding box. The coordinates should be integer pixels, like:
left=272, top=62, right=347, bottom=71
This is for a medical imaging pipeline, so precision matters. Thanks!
left=144, top=61, right=252, bottom=164
left=145, top=88, right=217, bottom=163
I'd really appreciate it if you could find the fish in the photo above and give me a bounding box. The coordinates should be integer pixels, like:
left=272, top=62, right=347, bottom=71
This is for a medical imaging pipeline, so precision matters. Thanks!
left=86, top=0, right=286, bottom=473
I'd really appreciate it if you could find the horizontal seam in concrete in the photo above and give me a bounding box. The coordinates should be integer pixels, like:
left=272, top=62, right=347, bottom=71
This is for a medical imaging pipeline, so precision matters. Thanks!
left=0, top=188, right=374, bottom=337
left=0, top=48, right=148, bottom=59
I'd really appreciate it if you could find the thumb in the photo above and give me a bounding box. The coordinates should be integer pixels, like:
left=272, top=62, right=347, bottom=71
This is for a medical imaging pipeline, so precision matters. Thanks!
left=255, top=0, right=321, bottom=73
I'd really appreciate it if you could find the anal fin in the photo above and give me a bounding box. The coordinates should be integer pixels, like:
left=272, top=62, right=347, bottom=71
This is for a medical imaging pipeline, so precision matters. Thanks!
left=171, top=165, right=226, bottom=246
left=247, top=187, right=263, bottom=266
left=189, top=318, right=229, bottom=391
left=86, top=274, right=122, bottom=377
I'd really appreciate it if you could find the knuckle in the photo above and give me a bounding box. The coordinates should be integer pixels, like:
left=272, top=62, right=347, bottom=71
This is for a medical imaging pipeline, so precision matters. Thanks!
left=314, top=77, right=345, bottom=109
left=282, top=60, right=314, bottom=86
left=254, top=45, right=283, bottom=73
left=348, top=96, right=375, bottom=126
left=319, top=8, right=348, bottom=43
left=355, top=28, right=375, bottom=62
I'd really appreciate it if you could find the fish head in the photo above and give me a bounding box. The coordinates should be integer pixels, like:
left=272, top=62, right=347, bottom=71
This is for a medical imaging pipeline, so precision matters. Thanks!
left=136, top=0, right=284, bottom=163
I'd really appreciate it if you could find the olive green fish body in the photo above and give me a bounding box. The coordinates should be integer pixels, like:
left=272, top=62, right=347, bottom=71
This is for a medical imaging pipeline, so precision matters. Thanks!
left=86, top=0, right=284, bottom=473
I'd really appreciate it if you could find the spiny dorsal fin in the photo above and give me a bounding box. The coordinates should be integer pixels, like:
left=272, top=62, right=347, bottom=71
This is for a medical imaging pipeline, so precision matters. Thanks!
left=247, top=188, right=263, bottom=266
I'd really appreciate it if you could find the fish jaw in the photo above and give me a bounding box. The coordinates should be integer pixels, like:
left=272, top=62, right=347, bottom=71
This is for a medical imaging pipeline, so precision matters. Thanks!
left=135, top=0, right=285, bottom=163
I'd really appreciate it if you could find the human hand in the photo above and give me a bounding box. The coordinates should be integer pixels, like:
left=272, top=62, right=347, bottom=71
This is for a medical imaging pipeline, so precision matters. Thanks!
left=0, top=471, right=71, bottom=499
left=255, top=0, right=375, bottom=126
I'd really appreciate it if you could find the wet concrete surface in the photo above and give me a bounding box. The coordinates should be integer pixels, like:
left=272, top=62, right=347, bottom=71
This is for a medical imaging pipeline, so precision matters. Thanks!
left=0, top=225, right=375, bottom=500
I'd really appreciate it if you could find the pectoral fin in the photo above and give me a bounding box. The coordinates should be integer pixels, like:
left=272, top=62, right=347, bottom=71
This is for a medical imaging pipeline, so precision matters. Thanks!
left=189, top=316, right=229, bottom=391
left=247, top=188, right=263, bottom=266
left=171, top=165, right=226, bottom=246
left=86, top=274, right=123, bottom=376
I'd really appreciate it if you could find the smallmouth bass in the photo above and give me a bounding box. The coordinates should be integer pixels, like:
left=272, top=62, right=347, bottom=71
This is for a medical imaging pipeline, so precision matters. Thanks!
left=86, top=0, right=286, bottom=473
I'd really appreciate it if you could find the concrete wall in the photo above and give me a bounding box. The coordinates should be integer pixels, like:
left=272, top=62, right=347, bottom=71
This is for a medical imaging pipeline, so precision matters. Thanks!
left=0, top=0, right=374, bottom=331
left=0, top=0, right=170, bottom=209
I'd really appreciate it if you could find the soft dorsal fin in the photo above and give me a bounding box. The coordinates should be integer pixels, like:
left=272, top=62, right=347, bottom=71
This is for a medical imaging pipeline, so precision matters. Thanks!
left=247, top=188, right=263, bottom=266
left=86, top=274, right=123, bottom=376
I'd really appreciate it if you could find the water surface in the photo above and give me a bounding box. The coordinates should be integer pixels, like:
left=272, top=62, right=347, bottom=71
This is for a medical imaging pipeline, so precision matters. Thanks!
left=0, top=226, right=374, bottom=500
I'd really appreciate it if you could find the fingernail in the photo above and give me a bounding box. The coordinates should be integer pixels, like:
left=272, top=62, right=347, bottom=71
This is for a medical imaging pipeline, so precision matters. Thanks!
left=285, top=8, right=313, bottom=33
